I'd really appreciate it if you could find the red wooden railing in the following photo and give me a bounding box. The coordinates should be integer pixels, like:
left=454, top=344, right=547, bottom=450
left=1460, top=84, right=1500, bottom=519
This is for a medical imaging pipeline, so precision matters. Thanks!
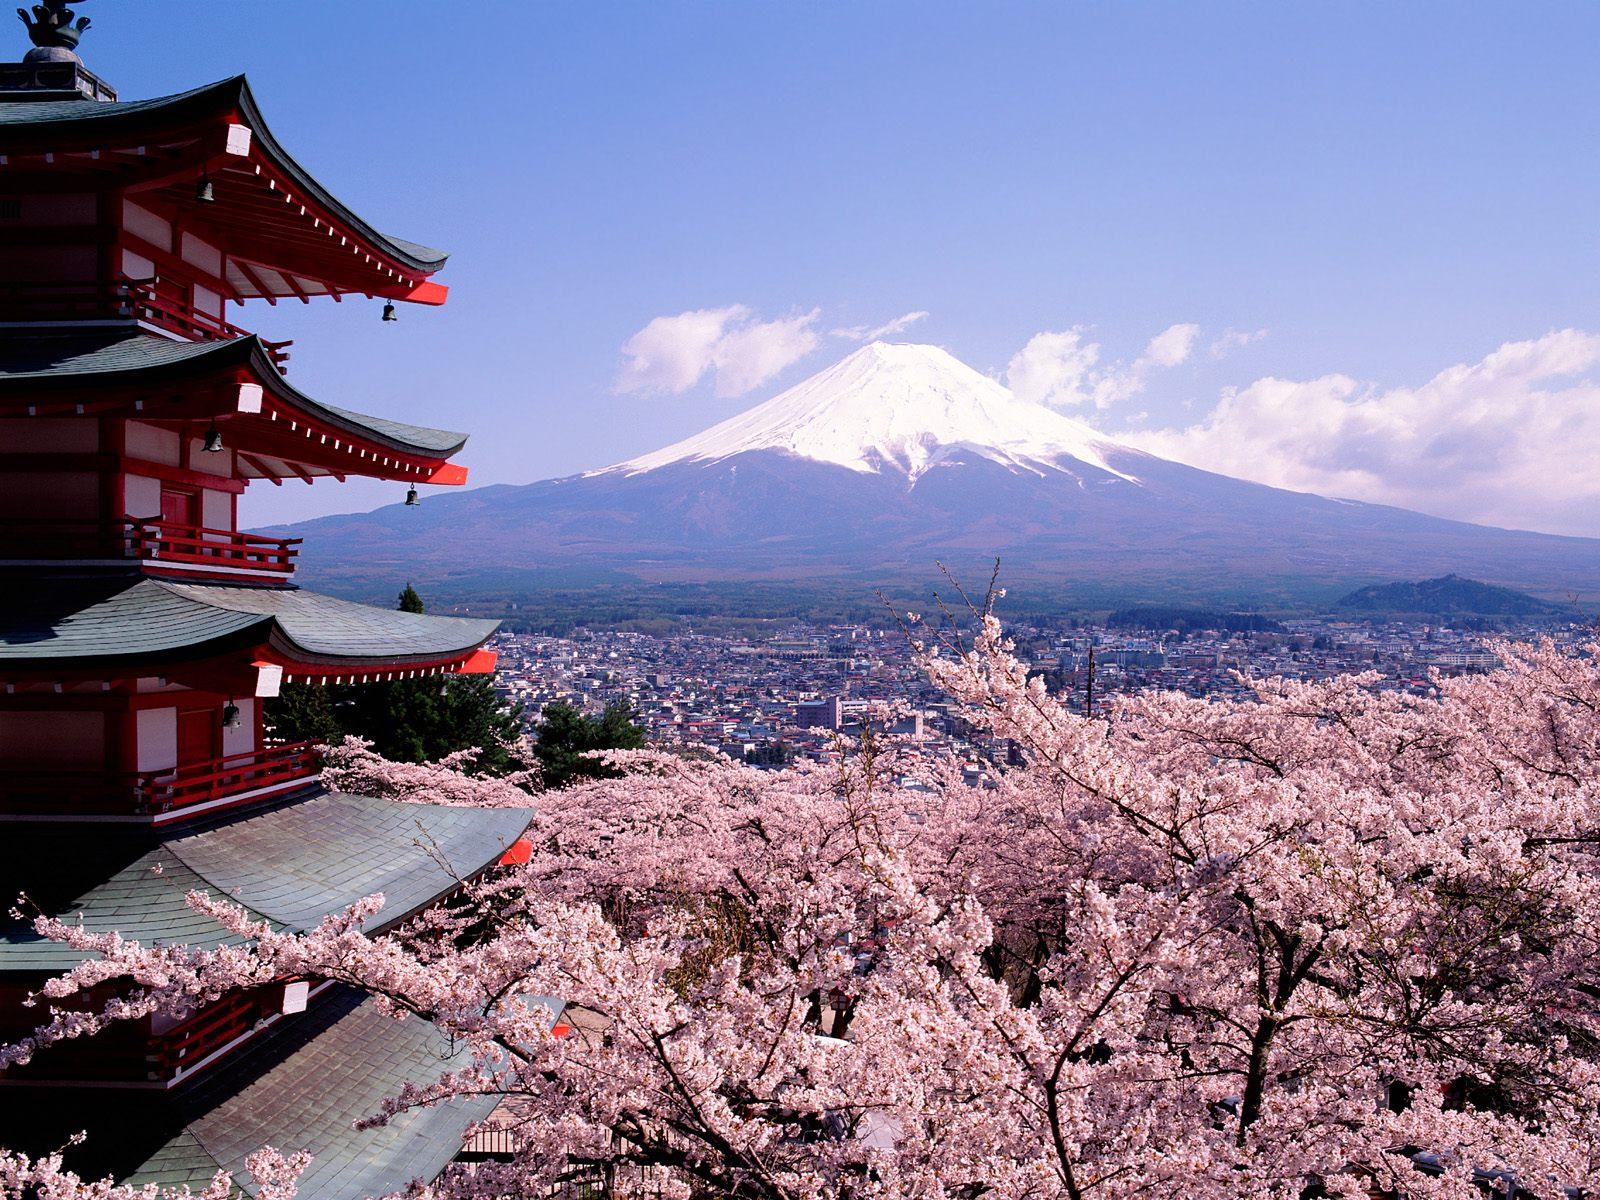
left=0, top=279, right=293, bottom=368
left=1, top=984, right=291, bottom=1084
left=0, top=516, right=300, bottom=574
left=138, top=741, right=321, bottom=815
left=150, top=988, right=276, bottom=1080
left=129, top=285, right=294, bottom=368
left=0, top=743, right=321, bottom=818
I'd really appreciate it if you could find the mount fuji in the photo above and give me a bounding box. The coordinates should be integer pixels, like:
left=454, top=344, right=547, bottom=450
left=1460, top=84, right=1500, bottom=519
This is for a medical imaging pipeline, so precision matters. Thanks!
left=271, top=342, right=1600, bottom=604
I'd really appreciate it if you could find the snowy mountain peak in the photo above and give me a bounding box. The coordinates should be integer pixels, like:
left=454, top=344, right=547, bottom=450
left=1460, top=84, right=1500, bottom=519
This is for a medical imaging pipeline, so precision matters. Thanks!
left=604, top=341, right=1138, bottom=482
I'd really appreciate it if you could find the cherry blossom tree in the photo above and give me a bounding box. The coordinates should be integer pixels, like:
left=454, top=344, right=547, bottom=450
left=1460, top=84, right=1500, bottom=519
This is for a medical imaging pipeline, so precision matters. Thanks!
left=4, top=610, right=1598, bottom=1199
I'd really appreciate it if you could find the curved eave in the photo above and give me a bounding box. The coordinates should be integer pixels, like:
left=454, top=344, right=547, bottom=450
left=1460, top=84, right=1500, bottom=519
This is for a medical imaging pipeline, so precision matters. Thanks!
left=234, top=336, right=471, bottom=468
left=262, top=634, right=500, bottom=682
left=229, top=76, right=449, bottom=276
left=0, top=332, right=470, bottom=478
left=0, top=75, right=448, bottom=285
left=0, top=578, right=499, bottom=678
left=0, top=791, right=531, bottom=975
left=128, top=990, right=501, bottom=1200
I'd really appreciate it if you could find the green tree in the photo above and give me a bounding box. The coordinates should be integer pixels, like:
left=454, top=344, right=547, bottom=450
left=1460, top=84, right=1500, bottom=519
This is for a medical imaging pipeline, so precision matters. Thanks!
left=342, top=674, right=524, bottom=775
left=265, top=584, right=525, bottom=776
left=263, top=679, right=341, bottom=745
left=532, top=701, right=646, bottom=789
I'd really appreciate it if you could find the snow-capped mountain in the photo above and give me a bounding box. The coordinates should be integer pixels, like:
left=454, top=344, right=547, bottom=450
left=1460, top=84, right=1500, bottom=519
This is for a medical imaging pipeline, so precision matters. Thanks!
left=270, top=344, right=1600, bottom=604
left=606, top=342, right=1135, bottom=483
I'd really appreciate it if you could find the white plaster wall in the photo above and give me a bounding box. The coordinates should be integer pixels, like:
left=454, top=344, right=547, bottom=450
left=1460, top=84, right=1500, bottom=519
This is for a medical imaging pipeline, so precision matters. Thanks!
left=221, top=699, right=255, bottom=757
left=192, top=283, right=223, bottom=320
left=123, top=201, right=172, bottom=252
left=186, top=437, right=234, bottom=475
left=10, top=193, right=94, bottom=226
left=180, top=232, right=223, bottom=278
left=9, top=245, right=94, bottom=282
left=121, top=249, right=156, bottom=281
left=0, top=419, right=97, bottom=453
left=0, top=471, right=97, bottom=519
left=124, top=473, right=161, bottom=520
left=135, top=707, right=178, bottom=772
left=125, top=422, right=181, bottom=467
left=201, top=488, right=232, bottom=531
left=0, top=711, right=104, bottom=768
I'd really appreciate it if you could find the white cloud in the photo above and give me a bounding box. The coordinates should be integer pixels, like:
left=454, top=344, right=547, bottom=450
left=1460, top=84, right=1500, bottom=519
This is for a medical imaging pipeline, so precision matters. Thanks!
left=1143, top=322, right=1200, bottom=368
left=1006, top=328, right=1107, bottom=409
left=615, top=305, right=821, bottom=398
left=832, top=310, right=930, bottom=342
left=1209, top=327, right=1268, bottom=359
left=1123, top=329, right=1600, bottom=537
left=1006, top=322, right=1198, bottom=410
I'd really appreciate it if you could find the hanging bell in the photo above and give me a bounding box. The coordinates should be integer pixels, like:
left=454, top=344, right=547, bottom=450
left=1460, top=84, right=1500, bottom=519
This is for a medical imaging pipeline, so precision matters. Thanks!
left=382, top=301, right=398, bottom=323
left=221, top=702, right=242, bottom=729
left=405, top=485, right=420, bottom=507
left=202, top=424, right=225, bottom=453
left=196, top=173, right=216, bottom=204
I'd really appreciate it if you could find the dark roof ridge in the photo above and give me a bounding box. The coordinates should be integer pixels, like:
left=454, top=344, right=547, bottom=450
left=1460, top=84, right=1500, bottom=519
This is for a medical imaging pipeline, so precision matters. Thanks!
left=0, top=577, right=498, bottom=670
left=0, top=75, right=447, bottom=274
left=0, top=329, right=469, bottom=457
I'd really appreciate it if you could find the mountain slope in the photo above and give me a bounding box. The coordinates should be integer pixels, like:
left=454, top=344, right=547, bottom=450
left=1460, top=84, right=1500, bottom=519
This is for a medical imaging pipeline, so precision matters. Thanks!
left=610, top=342, right=1132, bottom=481
left=268, top=343, right=1600, bottom=604
left=1337, top=576, right=1575, bottom=617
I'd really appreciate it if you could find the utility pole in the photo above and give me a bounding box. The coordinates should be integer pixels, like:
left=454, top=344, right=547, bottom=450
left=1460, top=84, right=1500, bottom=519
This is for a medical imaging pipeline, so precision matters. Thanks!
left=1085, top=642, right=1096, bottom=719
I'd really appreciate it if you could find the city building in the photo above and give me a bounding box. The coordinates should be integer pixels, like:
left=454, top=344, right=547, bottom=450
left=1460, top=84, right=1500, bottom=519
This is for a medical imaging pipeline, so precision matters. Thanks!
left=0, top=8, right=530, bottom=1195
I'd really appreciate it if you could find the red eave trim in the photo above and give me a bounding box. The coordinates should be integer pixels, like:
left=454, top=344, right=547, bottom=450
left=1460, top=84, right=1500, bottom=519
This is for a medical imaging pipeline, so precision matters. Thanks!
left=387, top=280, right=449, bottom=307
left=421, top=462, right=470, bottom=487
left=253, top=404, right=463, bottom=484
left=498, top=837, right=533, bottom=867
left=459, top=649, right=498, bottom=675
left=268, top=648, right=496, bottom=685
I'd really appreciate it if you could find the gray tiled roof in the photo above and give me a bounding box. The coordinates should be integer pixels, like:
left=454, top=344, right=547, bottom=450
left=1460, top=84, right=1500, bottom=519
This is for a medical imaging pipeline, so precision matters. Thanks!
left=0, top=791, right=532, bottom=973
left=0, top=78, right=448, bottom=272
left=0, top=330, right=469, bottom=457
left=122, top=988, right=502, bottom=1200
left=0, top=79, right=231, bottom=126
left=162, top=583, right=500, bottom=661
left=0, top=576, right=271, bottom=664
left=0, top=329, right=229, bottom=376
left=0, top=578, right=498, bottom=669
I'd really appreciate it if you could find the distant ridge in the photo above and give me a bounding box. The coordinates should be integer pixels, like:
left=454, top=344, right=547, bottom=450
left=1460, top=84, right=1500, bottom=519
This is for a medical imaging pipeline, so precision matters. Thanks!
left=267, top=344, right=1600, bottom=605
left=1107, top=607, right=1287, bottom=634
left=1336, top=575, right=1575, bottom=618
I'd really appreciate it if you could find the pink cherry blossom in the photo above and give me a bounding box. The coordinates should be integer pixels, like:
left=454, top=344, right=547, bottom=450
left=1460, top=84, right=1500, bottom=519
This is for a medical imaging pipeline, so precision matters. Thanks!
left=5, top=613, right=1598, bottom=1199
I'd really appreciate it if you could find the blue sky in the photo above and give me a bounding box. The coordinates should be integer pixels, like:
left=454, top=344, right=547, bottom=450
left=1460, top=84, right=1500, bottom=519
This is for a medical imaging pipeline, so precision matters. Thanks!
left=84, top=2, right=1600, bottom=533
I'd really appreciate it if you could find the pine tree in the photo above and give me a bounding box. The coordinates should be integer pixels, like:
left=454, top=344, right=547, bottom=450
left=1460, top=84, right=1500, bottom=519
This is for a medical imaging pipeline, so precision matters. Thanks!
left=265, top=584, right=525, bottom=775
left=532, top=701, right=646, bottom=789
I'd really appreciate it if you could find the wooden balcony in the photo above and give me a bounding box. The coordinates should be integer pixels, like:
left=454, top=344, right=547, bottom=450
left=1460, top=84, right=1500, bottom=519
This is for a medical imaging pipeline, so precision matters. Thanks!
left=0, top=742, right=322, bottom=821
left=143, top=741, right=322, bottom=817
left=0, top=983, right=300, bottom=1085
left=0, top=279, right=293, bottom=369
left=0, top=516, right=301, bottom=578
left=150, top=985, right=288, bottom=1083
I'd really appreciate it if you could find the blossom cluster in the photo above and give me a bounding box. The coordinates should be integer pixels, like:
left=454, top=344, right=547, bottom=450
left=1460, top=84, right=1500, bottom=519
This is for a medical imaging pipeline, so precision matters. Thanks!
left=5, top=622, right=1598, bottom=1199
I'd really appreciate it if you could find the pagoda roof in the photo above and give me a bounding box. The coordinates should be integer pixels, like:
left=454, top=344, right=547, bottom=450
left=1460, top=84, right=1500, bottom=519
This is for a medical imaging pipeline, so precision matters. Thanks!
left=0, top=790, right=532, bottom=974
left=0, top=986, right=521, bottom=1199
left=0, top=577, right=498, bottom=674
left=122, top=990, right=506, bottom=1199
left=0, top=76, right=448, bottom=281
left=0, top=329, right=470, bottom=465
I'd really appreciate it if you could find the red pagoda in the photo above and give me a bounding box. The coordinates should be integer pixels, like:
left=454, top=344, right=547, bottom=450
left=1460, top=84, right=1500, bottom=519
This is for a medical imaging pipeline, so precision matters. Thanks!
left=0, top=6, right=532, bottom=1194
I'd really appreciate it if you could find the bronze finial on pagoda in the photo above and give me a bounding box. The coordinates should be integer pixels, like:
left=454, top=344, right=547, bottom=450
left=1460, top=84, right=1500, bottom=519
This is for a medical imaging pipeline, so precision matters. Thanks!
left=17, top=0, right=91, bottom=60
left=5, top=0, right=113, bottom=100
